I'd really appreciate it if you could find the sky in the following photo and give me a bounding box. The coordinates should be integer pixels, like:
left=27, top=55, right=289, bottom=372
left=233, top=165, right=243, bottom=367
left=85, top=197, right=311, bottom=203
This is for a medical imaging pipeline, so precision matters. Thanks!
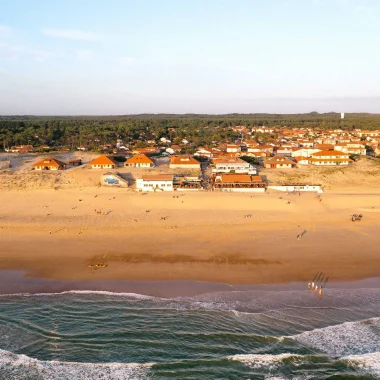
left=0, top=0, right=379, bottom=115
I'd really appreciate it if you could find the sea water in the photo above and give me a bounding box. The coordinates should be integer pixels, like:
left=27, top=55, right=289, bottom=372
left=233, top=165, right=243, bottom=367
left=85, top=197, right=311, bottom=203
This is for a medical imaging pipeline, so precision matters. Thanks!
left=0, top=288, right=379, bottom=379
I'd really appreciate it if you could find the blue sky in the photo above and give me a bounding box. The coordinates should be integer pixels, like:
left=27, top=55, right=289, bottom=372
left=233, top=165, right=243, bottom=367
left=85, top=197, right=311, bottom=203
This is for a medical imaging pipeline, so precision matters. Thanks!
left=0, top=0, right=379, bottom=114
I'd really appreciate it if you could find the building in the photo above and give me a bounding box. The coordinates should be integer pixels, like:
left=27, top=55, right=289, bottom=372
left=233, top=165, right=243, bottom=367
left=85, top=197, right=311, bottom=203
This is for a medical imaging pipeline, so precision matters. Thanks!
left=125, top=154, right=155, bottom=168
left=213, top=174, right=266, bottom=192
left=7, top=145, right=34, bottom=153
left=212, top=157, right=256, bottom=174
left=33, top=157, right=66, bottom=171
left=136, top=174, right=173, bottom=191
left=173, top=176, right=202, bottom=190
left=334, top=143, right=366, bottom=156
left=169, top=155, right=201, bottom=170
left=309, top=150, right=351, bottom=166
left=132, top=147, right=160, bottom=155
left=65, top=158, right=82, bottom=168
left=226, top=144, right=241, bottom=153
left=263, top=155, right=296, bottom=169
left=88, top=155, right=118, bottom=169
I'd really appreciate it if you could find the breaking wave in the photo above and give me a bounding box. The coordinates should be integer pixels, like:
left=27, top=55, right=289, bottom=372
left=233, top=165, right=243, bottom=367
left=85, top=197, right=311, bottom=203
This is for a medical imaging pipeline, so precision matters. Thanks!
left=0, top=349, right=153, bottom=380
left=291, top=317, right=380, bottom=356
left=344, top=352, right=380, bottom=376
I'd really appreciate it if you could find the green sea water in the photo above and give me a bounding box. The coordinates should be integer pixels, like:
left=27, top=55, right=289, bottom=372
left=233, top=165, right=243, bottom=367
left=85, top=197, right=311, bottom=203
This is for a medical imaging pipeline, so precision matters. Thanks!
left=0, top=288, right=379, bottom=379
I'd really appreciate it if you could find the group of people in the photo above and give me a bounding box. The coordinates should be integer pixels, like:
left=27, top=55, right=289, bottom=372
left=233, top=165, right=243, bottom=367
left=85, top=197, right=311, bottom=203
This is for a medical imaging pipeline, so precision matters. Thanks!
left=308, top=281, right=323, bottom=298
left=308, top=272, right=328, bottom=299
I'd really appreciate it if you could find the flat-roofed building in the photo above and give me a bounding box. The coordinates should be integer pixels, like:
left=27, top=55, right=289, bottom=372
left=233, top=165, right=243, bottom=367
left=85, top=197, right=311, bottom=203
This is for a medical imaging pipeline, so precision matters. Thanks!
left=212, top=157, right=256, bottom=174
left=136, top=174, right=173, bottom=191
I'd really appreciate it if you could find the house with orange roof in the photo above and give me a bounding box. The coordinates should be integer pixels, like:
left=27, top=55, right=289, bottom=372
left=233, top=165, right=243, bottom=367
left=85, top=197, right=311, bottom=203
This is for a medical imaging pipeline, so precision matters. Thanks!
left=169, top=155, right=201, bottom=170
left=33, top=157, right=66, bottom=171
left=125, top=154, right=155, bottom=168
left=88, top=155, right=117, bottom=169
left=263, top=155, right=296, bottom=169
left=136, top=174, right=173, bottom=192
left=309, top=150, right=351, bottom=166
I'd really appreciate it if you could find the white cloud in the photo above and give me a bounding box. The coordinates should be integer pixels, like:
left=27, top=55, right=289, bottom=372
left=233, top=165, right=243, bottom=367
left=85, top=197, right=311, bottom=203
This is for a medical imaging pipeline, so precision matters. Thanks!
left=0, top=25, right=11, bottom=36
left=0, top=42, right=57, bottom=62
left=119, top=56, right=135, bottom=65
left=43, top=28, right=104, bottom=42
left=76, top=50, right=92, bottom=60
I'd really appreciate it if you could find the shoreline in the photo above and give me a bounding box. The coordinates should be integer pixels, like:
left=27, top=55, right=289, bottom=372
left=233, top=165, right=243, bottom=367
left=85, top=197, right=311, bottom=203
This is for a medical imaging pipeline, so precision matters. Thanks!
left=1, top=270, right=379, bottom=298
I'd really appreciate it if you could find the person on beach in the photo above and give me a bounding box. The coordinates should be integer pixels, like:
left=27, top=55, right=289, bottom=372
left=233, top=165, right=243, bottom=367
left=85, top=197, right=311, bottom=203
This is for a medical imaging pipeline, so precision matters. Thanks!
left=308, top=282, right=311, bottom=290
left=318, top=286, right=323, bottom=299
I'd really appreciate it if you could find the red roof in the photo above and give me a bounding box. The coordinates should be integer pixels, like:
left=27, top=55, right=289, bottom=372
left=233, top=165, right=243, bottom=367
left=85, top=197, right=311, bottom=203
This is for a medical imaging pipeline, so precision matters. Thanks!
left=170, top=155, right=200, bottom=165
left=126, top=154, right=154, bottom=164
left=89, top=155, right=117, bottom=166
left=33, top=157, right=66, bottom=167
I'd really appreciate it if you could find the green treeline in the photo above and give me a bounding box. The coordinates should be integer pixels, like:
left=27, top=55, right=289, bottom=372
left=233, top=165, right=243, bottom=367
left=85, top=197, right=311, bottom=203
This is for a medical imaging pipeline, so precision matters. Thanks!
left=0, top=113, right=379, bottom=150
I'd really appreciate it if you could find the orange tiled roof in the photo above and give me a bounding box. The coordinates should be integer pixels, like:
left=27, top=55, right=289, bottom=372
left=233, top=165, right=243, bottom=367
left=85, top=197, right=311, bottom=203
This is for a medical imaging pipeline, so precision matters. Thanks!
left=312, top=150, right=348, bottom=157
left=33, top=157, right=66, bottom=167
left=141, top=175, right=173, bottom=181
left=89, top=155, right=117, bottom=165
left=309, top=158, right=351, bottom=162
left=126, top=154, right=154, bottom=164
left=170, top=155, right=200, bottom=165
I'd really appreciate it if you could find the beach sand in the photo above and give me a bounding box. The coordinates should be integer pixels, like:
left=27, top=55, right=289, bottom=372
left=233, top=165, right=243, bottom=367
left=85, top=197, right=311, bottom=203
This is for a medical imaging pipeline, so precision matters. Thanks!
left=1, top=188, right=380, bottom=286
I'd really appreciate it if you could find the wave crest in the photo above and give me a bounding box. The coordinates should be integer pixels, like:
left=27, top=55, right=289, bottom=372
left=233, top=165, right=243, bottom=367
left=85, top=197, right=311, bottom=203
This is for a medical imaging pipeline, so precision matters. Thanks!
left=291, top=317, right=380, bottom=356
left=0, top=349, right=153, bottom=380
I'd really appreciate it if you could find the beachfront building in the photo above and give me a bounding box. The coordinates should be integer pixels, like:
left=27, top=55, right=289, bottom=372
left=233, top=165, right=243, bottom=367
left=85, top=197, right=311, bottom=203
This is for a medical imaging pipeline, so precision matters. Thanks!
left=334, top=143, right=367, bottom=156
left=136, top=174, right=173, bottom=191
left=173, top=176, right=202, bottom=190
left=213, top=174, right=266, bottom=192
left=169, top=155, right=201, bottom=170
left=125, top=154, right=155, bottom=168
left=33, top=157, right=66, bottom=171
left=212, top=157, right=257, bottom=174
left=88, top=155, right=117, bottom=169
left=309, top=150, right=351, bottom=166
left=263, top=155, right=296, bottom=169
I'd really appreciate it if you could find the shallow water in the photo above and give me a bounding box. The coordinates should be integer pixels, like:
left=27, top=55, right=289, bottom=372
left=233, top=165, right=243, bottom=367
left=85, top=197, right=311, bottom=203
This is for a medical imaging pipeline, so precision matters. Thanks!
left=0, top=288, right=379, bottom=379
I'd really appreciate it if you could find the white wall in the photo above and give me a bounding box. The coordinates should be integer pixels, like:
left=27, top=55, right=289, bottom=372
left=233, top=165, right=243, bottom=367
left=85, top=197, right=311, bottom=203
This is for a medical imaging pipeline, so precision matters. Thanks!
left=136, top=179, right=173, bottom=191
left=268, top=185, right=323, bottom=193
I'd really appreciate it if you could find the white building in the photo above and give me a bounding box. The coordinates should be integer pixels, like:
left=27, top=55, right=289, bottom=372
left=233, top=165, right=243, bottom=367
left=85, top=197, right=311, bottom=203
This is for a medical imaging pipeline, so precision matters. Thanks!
left=136, top=175, right=173, bottom=192
left=226, top=144, right=241, bottom=153
left=212, top=158, right=257, bottom=174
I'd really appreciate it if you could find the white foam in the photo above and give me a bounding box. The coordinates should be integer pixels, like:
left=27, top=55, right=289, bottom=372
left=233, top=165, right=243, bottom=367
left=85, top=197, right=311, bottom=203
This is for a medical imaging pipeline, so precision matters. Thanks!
left=291, top=317, right=380, bottom=356
left=0, top=348, right=153, bottom=380
left=228, top=353, right=304, bottom=370
left=344, top=352, right=380, bottom=376
left=0, top=290, right=156, bottom=300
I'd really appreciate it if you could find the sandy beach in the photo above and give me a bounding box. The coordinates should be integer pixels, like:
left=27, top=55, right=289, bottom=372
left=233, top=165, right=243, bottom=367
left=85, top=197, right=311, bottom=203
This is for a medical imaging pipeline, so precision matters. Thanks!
left=1, top=187, right=380, bottom=286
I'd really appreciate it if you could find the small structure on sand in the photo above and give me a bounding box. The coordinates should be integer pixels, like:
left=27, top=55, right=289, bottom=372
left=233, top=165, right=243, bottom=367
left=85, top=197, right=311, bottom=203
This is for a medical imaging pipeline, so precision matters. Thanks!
left=101, top=172, right=129, bottom=187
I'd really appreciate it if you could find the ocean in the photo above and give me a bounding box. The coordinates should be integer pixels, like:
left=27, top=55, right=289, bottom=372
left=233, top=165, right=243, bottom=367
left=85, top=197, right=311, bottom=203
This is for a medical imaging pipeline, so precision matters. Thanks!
left=0, top=287, right=379, bottom=379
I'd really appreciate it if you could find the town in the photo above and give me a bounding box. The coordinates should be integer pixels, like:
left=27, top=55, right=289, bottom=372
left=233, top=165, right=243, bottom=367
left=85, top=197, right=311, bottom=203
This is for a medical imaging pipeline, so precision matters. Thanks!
left=2, top=114, right=380, bottom=194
